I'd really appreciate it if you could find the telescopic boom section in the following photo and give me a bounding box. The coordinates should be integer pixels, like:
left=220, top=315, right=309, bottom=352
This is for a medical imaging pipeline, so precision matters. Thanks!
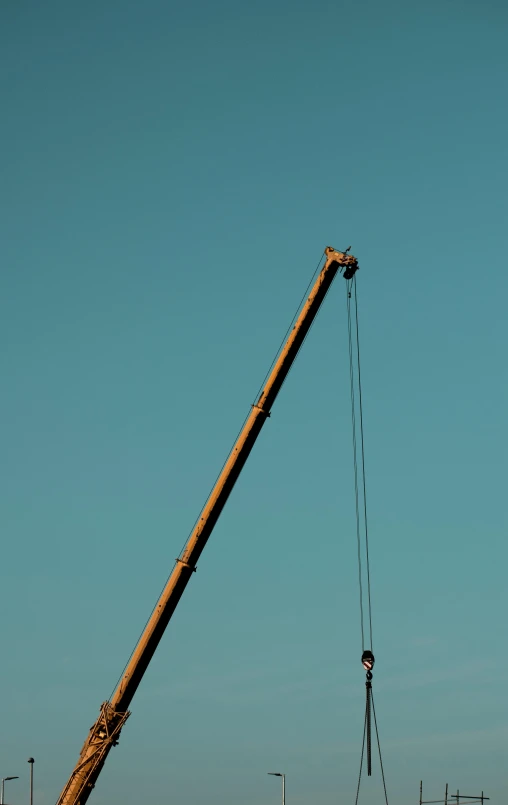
left=56, top=247, right=358, bottom=805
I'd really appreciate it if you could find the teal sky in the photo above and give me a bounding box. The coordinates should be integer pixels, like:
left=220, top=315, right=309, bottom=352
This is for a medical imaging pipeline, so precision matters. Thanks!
left=1, top=2, right=507, bottom=805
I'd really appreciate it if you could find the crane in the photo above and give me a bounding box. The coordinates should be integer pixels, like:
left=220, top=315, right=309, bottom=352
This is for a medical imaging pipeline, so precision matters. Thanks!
left=56, top=246, right=360, bottom=805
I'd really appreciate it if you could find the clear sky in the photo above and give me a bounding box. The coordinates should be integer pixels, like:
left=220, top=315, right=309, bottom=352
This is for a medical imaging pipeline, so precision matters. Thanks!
left=1, top=2, right=507, bottom=805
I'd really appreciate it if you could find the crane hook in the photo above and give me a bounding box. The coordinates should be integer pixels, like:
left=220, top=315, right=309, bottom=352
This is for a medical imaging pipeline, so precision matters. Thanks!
left=361, top=650, right=375, bottom=672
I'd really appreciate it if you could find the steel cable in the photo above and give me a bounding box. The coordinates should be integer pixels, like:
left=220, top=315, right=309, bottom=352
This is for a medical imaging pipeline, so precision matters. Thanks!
left=372, top=689, right=389, bottom=805
left=347, top=285, right=365, bottom=652
left=108, top=250, right=327, bottom=702
left=354, top=703, right=368, bottom=805
left=346, top=271, right=389, bottom=804
left=353, top=275, right=374, bottom=650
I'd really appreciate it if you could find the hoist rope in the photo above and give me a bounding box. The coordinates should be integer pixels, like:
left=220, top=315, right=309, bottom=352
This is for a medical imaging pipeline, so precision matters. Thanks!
left=354, top=708, right=367, bottom=805
left=354, top=687, right=389, bottom=805
left=346, top=272, right=389, bottom=805
left=353, top=279, right=374, bottom=651
left=366, top=680, right=372, bottom=776
left=346, top=284, right=365, bottom=651
left=371, top=689, right=389, bottom=805
left=346, top=275, right=373, bottom=650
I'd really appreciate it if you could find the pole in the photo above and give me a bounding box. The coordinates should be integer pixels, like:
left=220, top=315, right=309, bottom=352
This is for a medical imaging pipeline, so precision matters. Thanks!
left=420, top=781, right=422, bottom=805
left=0, top=778, right=19, bottom=804
left=282, top=774, right=285, bottom=805
left=28, top=759, right=35, bottom=805
left=445, top=783, right=448, bottom=805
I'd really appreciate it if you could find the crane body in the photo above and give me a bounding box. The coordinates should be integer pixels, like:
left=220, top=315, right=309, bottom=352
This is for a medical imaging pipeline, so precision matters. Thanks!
left=56, top=247, right=359, bottom=805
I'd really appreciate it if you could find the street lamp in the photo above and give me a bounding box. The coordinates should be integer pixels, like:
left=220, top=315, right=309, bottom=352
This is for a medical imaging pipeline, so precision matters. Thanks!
left=0, top=777, right=19, bottom=805
left=268, top=772, right=285, bottom=805
left=28, top=759, right=35, bottom=805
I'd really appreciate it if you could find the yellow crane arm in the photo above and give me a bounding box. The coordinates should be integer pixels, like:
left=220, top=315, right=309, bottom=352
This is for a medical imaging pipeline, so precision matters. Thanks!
left=55, top=247, right=359, bottom=805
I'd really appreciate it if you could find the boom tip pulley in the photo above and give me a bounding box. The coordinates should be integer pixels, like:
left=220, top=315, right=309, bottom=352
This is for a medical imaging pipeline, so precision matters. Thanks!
left=324, top=246, right=359, bottom=280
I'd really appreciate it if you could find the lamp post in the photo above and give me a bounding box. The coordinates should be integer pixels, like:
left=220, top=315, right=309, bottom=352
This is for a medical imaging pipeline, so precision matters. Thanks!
left=0, top=777, right=19, bottom=805
left=268, top=772, right=285, bottom=805
left=28, top=759, right=35, bottom=805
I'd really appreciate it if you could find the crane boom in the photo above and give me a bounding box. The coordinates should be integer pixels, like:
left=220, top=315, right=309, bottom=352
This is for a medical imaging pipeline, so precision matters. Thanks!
left=55, top=247, right=359, bottom=805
